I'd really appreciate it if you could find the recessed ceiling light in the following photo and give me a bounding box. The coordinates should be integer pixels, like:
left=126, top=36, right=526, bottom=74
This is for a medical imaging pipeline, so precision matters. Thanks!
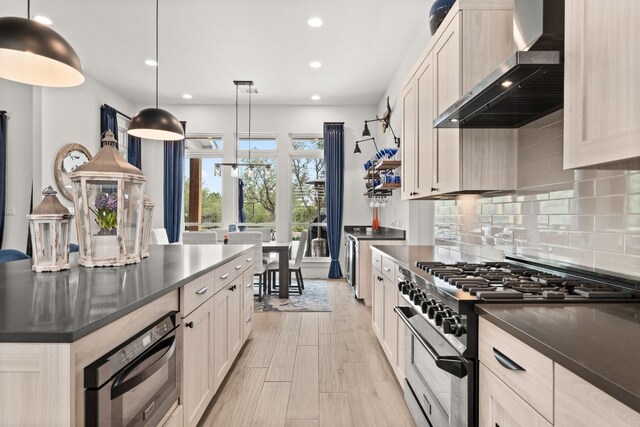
left=311, top=95, right=321, bottom=101
left=182, top=93, right=193, bottom=99
left=450, top=118, right=459, bottom=123
left=144, top=59, right=158, bottom=67
left=307, top=17, right=323, bottom=27
left=309, top=61, right=322, bottom=68
left=501, top=80, right=513, bottom=87
left=33, top=15, right=52, bottom=25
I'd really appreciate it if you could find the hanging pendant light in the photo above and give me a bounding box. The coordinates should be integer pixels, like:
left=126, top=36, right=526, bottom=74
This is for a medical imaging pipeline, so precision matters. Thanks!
left=128, top=0, right=184, bottom=141
left=0, top=0, right=84, bottom=87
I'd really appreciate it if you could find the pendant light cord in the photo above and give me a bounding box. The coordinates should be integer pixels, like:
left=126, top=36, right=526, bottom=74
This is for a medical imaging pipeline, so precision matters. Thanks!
left=27, top=0, right=31, bottom=19
left=234, top=83, right=239, bottom=165
left=248, top=84, right=252, bottom=164
left=155, top=0, right=159, bottom=109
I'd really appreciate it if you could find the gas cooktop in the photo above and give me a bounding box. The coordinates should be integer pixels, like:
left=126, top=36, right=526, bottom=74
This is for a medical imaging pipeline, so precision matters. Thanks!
left=415, top=261, right=636, bottom=301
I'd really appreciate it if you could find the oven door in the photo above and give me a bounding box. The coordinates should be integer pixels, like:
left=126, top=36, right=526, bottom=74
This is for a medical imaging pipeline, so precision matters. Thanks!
left=395, top=306, right=475, bottom=427
left=86, top=326, right=181, bottom=427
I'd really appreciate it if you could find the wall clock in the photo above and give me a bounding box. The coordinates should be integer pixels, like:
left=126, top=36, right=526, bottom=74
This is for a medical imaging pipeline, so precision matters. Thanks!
left=54, top=143, right=92, bottom=201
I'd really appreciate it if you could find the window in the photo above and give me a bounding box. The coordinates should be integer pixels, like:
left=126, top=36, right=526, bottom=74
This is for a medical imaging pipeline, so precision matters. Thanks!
left=117, top=115, right=130, bottom=160
left=184, top=134, right=224, bottom=230
left=239, top=158, right=277, bottom=225
left=290, top=137, right=326, bottom=258
left=238, top=138, right=277, bottom=150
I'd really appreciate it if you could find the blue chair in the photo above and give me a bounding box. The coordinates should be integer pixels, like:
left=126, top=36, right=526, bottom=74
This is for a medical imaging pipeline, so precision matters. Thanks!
left=0, top=249, right=30, bottom=263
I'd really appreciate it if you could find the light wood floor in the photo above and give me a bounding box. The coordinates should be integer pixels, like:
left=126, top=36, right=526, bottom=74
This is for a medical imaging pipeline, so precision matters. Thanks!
left=198, top=279, right=416, bottom=427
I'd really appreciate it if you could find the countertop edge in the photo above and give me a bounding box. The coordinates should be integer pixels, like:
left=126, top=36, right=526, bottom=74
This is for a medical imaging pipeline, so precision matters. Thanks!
left=344, top=231, right=406, bottom=241
left=0, top=245, right=254, bottom=344
left=476, top=305, right=640, bottom=414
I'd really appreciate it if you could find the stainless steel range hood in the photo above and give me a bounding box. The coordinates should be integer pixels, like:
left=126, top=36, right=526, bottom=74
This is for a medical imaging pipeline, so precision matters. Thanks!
left=434, top=0, right=565, bottom=129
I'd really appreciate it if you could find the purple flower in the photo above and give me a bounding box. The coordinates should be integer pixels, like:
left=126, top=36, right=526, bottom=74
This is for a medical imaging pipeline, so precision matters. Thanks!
left=95, top=193, right=117, bottom=212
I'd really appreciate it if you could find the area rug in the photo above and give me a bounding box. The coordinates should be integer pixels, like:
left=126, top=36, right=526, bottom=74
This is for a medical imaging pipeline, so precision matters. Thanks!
left=254, top=279, right=331, bottom=312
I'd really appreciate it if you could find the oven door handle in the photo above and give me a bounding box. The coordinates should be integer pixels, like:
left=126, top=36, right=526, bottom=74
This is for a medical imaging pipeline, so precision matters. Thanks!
left=394, top=306, right=468, bottom=379
left=111, top=333, right=177, bottom=399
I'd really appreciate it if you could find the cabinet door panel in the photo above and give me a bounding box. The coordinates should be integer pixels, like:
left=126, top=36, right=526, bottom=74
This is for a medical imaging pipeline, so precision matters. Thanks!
left=401, top=80, right=417, bottom=199
left=182, top=300, right=214, bottom=427
left=213, top=288, right=230, bottom=390
left=416, top=54, right=435, bottom=196
left=372, top=272, right=384, bottom=341
left=382, top=276, right=398, bottom=366
left=564, top=0, right=640, bottom=168
left=434, top=14, right=461, bottom=115
left=228, top=278, right=243, bottom=359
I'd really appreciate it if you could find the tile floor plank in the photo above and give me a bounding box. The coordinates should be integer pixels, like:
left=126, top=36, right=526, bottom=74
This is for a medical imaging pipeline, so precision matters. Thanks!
left=319, top=333, right=348, bottom=393
left=265, top=328, right=300, bottom=382
left=251, top=382, right=291, bottom=427
left=298, top=313, right=318, bottom=346
left=286, top=346, right=319, bottom=420
left=319, top=393, right=352, bottom=427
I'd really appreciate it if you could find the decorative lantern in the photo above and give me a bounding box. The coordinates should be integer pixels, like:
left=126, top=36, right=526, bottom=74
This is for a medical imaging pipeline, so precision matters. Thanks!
left=141, top=195, right=156, bottom=258
left=70, top=130, right=147, bottom=267
left=27, top=186, right=74, bottom=272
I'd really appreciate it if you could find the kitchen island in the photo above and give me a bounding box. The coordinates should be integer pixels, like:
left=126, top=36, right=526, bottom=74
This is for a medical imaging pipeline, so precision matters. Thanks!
left=0, top=244, right=254, bottom=427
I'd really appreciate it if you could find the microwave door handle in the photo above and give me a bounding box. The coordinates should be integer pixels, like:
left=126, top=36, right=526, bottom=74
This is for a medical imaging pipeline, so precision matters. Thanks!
left=111, top=334, right=177, bottom=399
left=394, top=306, right=468, bottom=379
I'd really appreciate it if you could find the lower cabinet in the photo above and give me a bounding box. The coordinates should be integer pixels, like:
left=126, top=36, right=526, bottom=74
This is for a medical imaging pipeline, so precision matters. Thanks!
left=371, top=251, right=405, bottom=385
left=479, top=363, right=552, bottom=427
left=181, top=255, right=254, bottom=427
left=161, top=404, right=184, bottom=427
left=182, top=298, right=215, bottom=427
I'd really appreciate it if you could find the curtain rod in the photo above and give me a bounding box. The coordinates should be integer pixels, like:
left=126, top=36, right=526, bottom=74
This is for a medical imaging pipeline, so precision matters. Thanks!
left=323, top=121, right=344, bottom=124
left=0, top=110, right=6, bottom=115
left=102, top=104, right=132, bottom=120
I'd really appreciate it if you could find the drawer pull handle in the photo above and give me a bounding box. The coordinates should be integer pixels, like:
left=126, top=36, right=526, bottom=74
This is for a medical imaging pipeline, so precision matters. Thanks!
left=220, top=273, right=229, bottom=280
left=245, top=316, right=252, bottom=323
left=195, top=286, right=208, bottom=295
left=384, top=267, right=391, bottom=272
left=246, top=257, right=253, bottom=262
left=377, top=276, right=383, bottom=281
left=246, top=282, right=252, bottom=288
left=492, top=348, right=525, bottom=371
left=185, top=321, right=194, bottom=328
left=235, top=264, right=242, bottom=270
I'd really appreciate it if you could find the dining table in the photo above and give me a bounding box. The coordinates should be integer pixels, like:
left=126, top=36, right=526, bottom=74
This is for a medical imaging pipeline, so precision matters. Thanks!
left=262, top=241, right=293, bottom=298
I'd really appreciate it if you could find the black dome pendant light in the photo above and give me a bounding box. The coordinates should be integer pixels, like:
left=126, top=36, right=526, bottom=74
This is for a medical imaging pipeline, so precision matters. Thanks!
left=0, top=0, right=84, bottom=87
left=128, top=0, right=184, bottom=141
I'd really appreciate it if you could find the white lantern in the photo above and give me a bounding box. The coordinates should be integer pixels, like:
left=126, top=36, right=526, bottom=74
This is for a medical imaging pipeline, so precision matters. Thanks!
left=141, top=195, right=156, bottom=258
left=27, top=186, right=74, bottom=272
left=70, top=130, right=147, bottom=267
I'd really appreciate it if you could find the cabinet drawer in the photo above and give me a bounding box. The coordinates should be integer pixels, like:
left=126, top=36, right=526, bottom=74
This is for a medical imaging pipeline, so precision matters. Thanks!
left=479, top=363, right=552, bottom=427
left=182, top=272, right=215, bottom=316
left=243, top=270, right=254, bottom=300
left=381, top=256, right=396, bottom=280
left=214, top=257, right=245, bottom=293
left=243, top=303, right=253, bottom=338
left=478, top=317, right=553, bottom=422
left=372, top=251, right=382, bottom=271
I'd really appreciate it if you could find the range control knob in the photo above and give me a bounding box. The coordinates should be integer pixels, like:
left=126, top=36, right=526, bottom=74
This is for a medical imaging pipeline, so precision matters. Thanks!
left=397, top=281, right=407, bottom=292
left=434, top=311, right=446, bottom=326
left=443, top=316, right=466, bottom=337
left=409, top=289, right=419, bottom=300
left=427, top=306, right=437, bottom=319
left=401, top=283, right=412, bottom=295
left=443, top=308, right=453, bottom=318
left=420, top=301, right=430, bottom=314
left=413, top=291, right=424, bottom=304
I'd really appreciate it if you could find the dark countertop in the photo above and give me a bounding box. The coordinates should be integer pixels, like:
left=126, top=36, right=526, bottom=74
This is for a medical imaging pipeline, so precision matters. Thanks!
left=0, top=244, right=253, bottom=343
left=370, top=245, right=490, bottom=277
left=477, top=304, right=640, bottom=413
left=344, top=225, right=405, bottom=240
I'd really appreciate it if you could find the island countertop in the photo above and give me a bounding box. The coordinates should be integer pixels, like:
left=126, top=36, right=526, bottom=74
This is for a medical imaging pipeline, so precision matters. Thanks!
left=0, top=244, right=253, bottom=343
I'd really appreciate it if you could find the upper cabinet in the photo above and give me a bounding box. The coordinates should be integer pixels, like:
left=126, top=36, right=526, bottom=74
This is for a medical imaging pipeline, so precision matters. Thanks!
left=564, top=0, right=640, bottom=169
left=401, top=0, right=517, bottom=200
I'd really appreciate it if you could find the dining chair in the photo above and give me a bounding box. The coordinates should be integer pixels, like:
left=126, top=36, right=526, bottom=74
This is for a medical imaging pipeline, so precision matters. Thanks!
left=268, top=230, right=307, bottom=295
left=151, top=229, right=170, bottom=245
left=248, top=228, right=272, bottom=242
left=0, top=249, right=31, bottom=263
left=228, top=231, right=268, bottom=300
left=182, top=231, right=218, bottom=244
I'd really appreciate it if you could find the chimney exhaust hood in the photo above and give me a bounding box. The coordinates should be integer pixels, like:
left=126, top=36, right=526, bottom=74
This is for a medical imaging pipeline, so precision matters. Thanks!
left=434, top=0, right=564, bottom=129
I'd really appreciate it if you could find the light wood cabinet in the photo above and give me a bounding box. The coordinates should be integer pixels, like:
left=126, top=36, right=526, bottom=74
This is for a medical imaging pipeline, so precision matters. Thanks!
left=354, top=239, right=403, bottom=305
left=400, top=2, right=517, bottom=199
left=229, top=276, right=243, bottom=360
left=182, top=297, right=215, bottom=427
left=213, top=285, right=231, bottom=390
left=160, top=404, right=184, bottom=427
left=564, top=0, right=640, bottom=169
left=479, top=362, right=552, bottom=427
left=372, top=271, right=384, bottom=341
left=382, top=274, right=398, bottom=366
left=555, top=364, right=640, bottom=427
left=243, top=269, right=254, bottom=340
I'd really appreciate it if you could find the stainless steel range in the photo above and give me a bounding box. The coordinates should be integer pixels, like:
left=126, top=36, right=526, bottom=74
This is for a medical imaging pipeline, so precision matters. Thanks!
left=395, top=256, right=639, bottom=427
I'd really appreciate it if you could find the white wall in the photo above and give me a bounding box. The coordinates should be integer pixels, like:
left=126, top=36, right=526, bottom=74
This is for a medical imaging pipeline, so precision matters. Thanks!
left=375, top=11, right=436, bottom=245
left=141, top=104, right=378, bottom=242
left=1, top=75, right=135, bottom=250
left=1, top=80, right=33, bottom=251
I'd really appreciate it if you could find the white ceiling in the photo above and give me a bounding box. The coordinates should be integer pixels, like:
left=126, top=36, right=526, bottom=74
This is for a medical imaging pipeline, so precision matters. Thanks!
left=3, top=0, right=428, bottom=106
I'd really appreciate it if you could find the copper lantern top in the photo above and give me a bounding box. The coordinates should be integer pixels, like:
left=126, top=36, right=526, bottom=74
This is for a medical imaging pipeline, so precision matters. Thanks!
left=31, top=186, right=71, bottom=216
left=72, top=130, right=143, bottom=176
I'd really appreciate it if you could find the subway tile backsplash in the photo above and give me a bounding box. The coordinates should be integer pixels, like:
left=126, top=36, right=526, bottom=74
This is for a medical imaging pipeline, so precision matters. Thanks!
left=434, top=110, right=640, bottom=277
